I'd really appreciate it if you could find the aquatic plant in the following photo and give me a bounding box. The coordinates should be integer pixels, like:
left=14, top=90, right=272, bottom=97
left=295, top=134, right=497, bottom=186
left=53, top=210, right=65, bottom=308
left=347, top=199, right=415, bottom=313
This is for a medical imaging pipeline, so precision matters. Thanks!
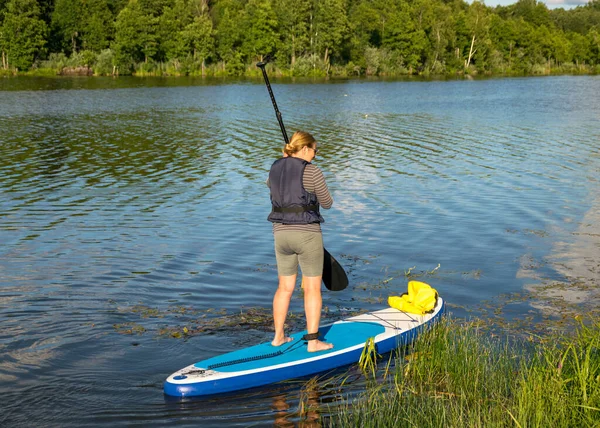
left=326, top=316, right=600, bottom=427
left=358, top=338, right=380, bottom=378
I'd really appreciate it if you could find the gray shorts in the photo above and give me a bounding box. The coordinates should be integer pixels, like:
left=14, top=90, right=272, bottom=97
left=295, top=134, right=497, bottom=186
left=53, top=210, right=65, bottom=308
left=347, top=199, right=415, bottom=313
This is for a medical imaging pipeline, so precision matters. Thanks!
left=274, top=231, right=324, bottom=277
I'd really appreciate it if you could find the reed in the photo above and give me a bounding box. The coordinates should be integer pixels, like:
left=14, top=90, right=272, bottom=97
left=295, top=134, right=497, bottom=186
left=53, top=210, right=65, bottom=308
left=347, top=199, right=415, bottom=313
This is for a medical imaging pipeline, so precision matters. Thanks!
left=327, top=316, right=600, bottom=427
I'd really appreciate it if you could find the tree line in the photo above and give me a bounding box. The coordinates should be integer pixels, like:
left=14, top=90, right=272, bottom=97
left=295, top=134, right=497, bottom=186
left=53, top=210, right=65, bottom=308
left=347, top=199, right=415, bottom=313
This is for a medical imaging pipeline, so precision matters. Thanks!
left=1, top=0, right=599, bottom=77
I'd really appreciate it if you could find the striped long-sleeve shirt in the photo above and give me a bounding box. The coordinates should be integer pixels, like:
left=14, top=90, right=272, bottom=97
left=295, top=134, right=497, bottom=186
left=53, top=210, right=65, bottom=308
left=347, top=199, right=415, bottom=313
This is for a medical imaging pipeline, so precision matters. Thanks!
left=267, top=163, right=333, bottom=233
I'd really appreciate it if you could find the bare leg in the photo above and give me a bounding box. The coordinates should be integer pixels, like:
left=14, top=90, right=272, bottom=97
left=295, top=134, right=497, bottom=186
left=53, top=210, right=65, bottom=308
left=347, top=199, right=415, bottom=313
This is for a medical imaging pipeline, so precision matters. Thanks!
left=272, top=274, right=296, bottom=346
left=302, top=275, right=334, bottom=352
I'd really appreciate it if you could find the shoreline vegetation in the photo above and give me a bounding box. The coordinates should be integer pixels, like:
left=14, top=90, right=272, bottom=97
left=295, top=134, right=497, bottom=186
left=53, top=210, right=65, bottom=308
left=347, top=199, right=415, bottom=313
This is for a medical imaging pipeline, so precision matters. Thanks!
left=1, top=59, right=599, bottom=79
left=324, top=315, right=600, bottom=427
left=1, top=0, right=600, bottom=79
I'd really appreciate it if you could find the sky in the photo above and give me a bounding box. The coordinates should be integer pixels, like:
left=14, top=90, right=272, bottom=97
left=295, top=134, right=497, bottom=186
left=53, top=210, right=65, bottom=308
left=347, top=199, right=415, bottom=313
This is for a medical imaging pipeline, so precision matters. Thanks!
left=483, top=0, right=591, bottom=8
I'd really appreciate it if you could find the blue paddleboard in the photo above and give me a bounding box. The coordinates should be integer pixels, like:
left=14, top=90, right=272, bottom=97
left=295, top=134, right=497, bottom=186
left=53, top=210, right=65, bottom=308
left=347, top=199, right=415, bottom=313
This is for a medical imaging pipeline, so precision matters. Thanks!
left=164, top=297, right=444, bottom=397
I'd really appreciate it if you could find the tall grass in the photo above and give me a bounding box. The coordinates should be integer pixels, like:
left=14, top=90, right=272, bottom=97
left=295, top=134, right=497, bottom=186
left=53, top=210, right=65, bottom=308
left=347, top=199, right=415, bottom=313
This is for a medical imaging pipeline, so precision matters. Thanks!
left=12, top=49, right=598, bottom=78
left=328, top=317, right=600, bottom=427
left=0, top=68, right=16, bottom=77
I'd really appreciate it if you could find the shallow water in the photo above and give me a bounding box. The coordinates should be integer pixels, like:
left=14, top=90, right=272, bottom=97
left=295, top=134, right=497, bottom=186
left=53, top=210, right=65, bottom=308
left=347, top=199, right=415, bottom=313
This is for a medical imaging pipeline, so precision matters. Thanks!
left=1, top=75, right=599, bottom=426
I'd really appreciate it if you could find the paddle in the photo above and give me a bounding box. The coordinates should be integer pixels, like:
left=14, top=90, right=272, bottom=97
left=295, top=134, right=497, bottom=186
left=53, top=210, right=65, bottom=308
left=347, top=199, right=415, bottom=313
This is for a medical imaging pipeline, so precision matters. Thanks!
left=257, top=57, right=348, bottom=292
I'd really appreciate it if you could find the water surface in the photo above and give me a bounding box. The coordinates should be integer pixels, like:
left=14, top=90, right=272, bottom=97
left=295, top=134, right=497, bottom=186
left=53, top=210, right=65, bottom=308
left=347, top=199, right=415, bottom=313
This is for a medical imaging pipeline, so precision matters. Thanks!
left=1, top=75, right=599, bottom=426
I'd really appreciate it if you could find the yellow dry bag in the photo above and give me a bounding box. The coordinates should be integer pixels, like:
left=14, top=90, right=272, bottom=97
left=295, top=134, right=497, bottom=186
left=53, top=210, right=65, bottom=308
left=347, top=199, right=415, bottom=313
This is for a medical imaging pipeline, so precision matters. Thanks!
left=388, top=281, right=438, bottom=315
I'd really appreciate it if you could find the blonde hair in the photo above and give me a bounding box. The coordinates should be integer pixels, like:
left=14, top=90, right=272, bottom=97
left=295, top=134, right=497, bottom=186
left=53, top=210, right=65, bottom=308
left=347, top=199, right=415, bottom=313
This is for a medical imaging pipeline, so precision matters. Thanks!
left=283, top=131, right=316, bottom=156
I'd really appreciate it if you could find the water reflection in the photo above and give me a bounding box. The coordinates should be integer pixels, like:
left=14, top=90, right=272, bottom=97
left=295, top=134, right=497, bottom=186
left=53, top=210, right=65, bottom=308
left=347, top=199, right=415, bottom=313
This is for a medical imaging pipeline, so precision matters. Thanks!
left=160, top=380, right=326, bottom=427
left=523, top=186, right=600, bottom=315
left=0, top=76, right=599, bottom=426
left=272, top=380, right=321, bottom=428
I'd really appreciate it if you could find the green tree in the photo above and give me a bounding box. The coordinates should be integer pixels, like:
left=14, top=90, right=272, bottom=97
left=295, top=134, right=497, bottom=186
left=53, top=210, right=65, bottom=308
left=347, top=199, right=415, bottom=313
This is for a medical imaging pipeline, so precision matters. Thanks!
left=242, top=0, right=279, bottom=62
left=347, top=0, right=386, bottom=67
left=113, top=0, right=158, bottom=68
left=2, top=0, right=600, bottom=77
left=447, top=3, right=471, bottom=72
left=427, top=1, right=455, bottom=73
left=512, top=0, right=551, bottom=28
left=567, top=31, right=589, bottom=66
left=551, top=30, right=571, bottom=65
left=181, top=14, right=214, bottom=70
left=36, top=0, right=52, bottom=23
left=1, top=0, right=47, bottom=70
left=488, top=14, right=520, bottom=71
left=155, top=0, right=213, bottom=71
left=587, top=28, right=600, bottom=65
left=51, top=0, right=82, bottom=53
left=107, top=0, right=130, bottom=15
left=214, top=0, right=245, bottom=72
left=138, top=0, right=173, bottom=17
left=314, top=0, right=349, bottom=69
left=158, top=0, right=188, bottom=61
left=52, top=0, right=112, bottom=54
left=383, top=4, right=428, bottom=71
left=82, top=0, right=113, bottom=52
left=524, top=24, right=551, bottom=66
left=190, top=0, right=210, bottom=16
left=0, top=2, right=5, bottom=69
left=464, top=0, right=490, bottom=69
left=275, top=0, right=311, bottom=67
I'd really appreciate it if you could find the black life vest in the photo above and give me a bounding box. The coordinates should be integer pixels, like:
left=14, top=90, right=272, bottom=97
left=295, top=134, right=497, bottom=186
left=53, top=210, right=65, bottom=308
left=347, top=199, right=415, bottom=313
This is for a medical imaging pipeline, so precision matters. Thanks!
left=268, top=157, right=324, bottom=224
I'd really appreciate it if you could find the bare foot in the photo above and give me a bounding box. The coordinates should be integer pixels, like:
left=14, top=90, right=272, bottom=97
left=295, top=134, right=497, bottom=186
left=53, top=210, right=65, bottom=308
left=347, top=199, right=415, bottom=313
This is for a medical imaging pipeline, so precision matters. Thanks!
left=272, top=336, right=293, bottom=347
left=307, top=339, right=334, bottom=353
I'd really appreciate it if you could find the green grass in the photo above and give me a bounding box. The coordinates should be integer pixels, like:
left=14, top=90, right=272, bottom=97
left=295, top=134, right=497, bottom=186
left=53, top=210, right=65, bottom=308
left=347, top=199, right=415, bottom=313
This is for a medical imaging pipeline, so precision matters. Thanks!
left=4, top=54, right=600, bottom=78
left=22, top=68, right=59, bottom=77
left=327, top=316, right=600, bottom=427
left=0, top=68, right=16, bottom=77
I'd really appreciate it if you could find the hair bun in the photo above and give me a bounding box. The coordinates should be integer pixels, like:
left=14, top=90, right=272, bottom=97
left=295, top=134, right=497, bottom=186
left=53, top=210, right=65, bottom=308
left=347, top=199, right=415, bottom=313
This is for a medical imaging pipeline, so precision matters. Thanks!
left=283, top=131, right=316, bottom=156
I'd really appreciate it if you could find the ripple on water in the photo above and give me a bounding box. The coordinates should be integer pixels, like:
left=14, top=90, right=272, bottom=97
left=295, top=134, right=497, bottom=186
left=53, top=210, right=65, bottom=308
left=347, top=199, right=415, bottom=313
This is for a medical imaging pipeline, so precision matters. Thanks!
left=1, top=76, right=599, bottom=426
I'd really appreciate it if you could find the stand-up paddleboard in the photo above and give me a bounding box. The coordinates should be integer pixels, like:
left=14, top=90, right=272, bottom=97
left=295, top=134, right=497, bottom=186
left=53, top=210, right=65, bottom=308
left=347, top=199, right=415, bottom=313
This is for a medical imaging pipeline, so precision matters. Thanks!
left=164, top=297, right=444, bottom=397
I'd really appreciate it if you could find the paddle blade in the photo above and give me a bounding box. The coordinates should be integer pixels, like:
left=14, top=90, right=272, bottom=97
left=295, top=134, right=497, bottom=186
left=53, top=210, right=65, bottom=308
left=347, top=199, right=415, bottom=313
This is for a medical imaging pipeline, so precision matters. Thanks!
left=323, top=248, right=348, bottom=291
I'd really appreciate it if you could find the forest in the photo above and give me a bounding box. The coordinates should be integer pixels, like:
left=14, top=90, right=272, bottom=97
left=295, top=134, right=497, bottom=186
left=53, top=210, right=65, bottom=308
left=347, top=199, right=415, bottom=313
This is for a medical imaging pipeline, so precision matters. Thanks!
left=1, top=0, right=600, bottom=77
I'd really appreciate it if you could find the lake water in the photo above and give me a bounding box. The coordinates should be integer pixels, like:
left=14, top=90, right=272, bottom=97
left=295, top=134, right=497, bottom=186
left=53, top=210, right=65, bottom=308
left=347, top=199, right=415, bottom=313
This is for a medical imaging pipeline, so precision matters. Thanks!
left=1, top=75, right=599, bottom=426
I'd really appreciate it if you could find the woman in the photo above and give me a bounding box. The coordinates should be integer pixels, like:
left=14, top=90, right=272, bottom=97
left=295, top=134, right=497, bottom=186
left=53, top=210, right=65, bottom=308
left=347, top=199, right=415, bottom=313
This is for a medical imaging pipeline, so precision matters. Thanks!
left=267, top=131, right=334, bottom=353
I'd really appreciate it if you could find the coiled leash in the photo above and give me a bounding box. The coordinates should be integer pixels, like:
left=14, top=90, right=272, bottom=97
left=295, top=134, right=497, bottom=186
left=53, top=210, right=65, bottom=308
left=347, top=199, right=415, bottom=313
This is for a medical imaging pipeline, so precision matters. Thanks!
left=182, top=333, right=321, bottom=375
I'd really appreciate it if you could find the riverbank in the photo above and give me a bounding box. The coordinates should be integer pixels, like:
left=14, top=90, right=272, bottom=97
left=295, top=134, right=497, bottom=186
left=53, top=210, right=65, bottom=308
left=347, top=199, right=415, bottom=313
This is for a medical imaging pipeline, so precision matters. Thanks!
left=325, top=315, right=600, bottom=427
left=2, top=60, right=599, bottom=80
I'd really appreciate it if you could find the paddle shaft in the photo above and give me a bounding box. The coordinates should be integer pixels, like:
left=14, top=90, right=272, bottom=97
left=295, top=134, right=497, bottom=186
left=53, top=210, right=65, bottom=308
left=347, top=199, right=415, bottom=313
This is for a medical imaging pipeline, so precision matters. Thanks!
left=257, top=60, right=289, bottom=145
